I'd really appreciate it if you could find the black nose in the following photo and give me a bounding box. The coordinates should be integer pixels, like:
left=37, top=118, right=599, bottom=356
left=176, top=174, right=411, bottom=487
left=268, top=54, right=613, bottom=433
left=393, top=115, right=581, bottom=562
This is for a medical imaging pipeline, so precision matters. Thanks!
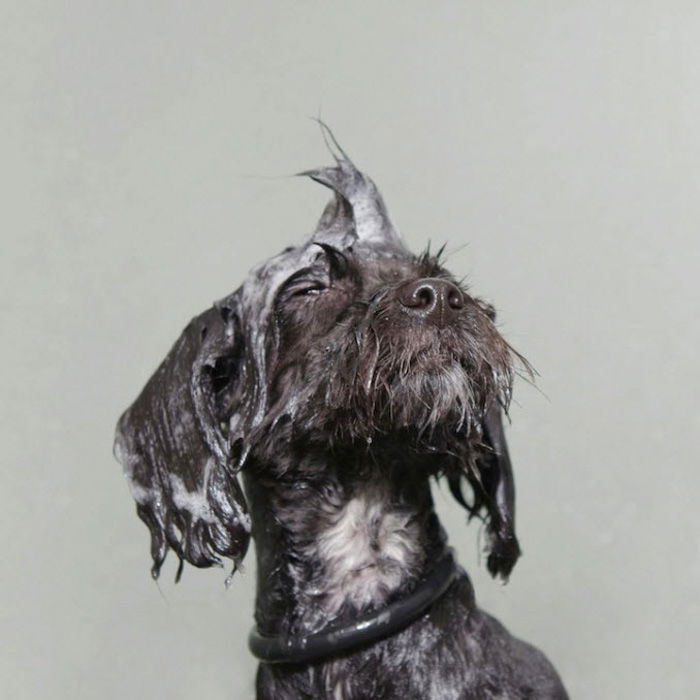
left=398, top=278, right=465, bottom=327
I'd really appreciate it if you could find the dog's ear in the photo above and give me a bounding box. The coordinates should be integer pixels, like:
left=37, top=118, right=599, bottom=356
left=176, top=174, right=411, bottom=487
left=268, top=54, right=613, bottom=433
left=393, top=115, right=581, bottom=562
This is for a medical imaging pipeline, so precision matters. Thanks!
left=449, top=402, right=521, bottom=581
left=114, top=298, right=250, bottom=581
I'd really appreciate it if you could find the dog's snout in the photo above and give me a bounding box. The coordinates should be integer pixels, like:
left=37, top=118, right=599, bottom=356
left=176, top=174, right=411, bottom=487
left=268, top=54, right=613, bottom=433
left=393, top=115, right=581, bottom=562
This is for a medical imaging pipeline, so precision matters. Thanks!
left=398, top=278, right=465, bottom=327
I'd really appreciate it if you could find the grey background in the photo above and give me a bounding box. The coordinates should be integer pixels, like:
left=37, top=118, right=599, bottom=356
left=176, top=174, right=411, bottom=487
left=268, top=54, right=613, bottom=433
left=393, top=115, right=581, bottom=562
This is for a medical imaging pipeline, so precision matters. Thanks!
left=2, top=2, right=698, bottom=698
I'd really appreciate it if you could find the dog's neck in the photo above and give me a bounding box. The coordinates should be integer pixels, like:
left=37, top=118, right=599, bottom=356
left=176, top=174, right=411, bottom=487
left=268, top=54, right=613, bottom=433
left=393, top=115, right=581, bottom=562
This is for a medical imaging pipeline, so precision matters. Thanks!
left=243, top=450, right=448, bottom=636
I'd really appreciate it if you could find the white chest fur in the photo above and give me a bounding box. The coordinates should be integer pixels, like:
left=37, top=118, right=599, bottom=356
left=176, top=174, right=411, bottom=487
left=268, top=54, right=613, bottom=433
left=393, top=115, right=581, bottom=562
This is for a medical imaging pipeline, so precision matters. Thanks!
left=307, top=489, right=424, bottom=615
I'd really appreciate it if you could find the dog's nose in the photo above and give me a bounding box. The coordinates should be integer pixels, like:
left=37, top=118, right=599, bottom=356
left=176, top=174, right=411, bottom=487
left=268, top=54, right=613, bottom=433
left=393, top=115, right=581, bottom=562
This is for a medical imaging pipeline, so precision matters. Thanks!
left=398, top=278, right=465, bottom=327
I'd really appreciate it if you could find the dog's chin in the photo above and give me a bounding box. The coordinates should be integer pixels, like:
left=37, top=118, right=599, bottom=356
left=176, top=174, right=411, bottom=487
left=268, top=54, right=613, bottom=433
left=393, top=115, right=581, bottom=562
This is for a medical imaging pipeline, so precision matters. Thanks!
left=374, top=363, right=484, bottom=440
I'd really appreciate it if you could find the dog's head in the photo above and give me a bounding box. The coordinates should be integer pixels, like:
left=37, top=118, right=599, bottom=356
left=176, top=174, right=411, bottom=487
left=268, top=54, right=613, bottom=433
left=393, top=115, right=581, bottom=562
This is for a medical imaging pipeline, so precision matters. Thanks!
left=115, top=134, right=525, bottom=582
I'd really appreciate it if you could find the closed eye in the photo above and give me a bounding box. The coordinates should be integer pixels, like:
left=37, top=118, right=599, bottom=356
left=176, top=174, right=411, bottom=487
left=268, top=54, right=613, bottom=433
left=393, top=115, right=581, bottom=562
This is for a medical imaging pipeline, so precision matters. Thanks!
left=280, top=267, right=330, bottom=299
left=290, top=282, right=327, bottom=297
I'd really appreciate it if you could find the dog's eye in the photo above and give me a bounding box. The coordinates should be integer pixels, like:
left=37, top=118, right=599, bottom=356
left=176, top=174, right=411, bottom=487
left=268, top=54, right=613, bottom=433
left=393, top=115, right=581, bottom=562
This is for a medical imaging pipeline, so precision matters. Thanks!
left=289, top=281, right=327, bottom=297
left=280, top=266, right=330, bottom=299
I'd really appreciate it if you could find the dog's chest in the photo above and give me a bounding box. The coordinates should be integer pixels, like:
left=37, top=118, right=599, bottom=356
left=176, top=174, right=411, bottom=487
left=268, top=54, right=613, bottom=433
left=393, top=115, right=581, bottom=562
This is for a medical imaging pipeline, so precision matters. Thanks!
left=303, top=488, right=424, bottom=616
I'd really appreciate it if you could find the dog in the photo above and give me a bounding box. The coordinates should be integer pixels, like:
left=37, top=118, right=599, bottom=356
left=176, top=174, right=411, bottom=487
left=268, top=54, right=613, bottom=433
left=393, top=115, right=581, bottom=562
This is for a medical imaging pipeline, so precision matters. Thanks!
left=114, top=129, right=569, bottom=699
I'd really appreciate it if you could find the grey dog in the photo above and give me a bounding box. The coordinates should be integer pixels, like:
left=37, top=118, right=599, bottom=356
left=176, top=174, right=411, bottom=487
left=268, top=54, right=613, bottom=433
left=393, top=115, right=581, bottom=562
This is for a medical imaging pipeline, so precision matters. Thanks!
left=114, top=131, right=568, bottom=699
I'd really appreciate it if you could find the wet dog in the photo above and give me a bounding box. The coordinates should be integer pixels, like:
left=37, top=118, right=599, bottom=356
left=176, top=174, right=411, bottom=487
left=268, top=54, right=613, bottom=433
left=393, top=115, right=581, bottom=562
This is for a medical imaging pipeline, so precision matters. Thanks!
left=114, top=131, right=568, bottom=699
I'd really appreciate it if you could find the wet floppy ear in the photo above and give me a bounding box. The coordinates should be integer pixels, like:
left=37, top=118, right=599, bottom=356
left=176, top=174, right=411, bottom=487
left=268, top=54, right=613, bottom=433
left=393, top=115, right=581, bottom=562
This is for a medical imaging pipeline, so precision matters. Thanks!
left=114, top=297, right=250, bottom=581
left=448, top=402, right=521, bottom=581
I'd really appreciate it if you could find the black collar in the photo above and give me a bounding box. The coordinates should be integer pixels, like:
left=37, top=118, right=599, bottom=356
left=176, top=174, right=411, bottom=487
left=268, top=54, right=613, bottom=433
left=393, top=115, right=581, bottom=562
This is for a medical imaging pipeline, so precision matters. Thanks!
left=248, top=551, right=457, bottom=665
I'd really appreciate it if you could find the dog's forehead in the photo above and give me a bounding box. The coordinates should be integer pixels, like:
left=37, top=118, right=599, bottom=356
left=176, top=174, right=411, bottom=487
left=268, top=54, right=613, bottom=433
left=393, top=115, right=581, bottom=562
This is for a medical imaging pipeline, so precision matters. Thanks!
left=223, top=247, right=302, bottom=324
left=227, top=155, right=419, bottom=317
left=239, top=245, right=316, bottom=310
left=235, top=238, right=412, bottom=314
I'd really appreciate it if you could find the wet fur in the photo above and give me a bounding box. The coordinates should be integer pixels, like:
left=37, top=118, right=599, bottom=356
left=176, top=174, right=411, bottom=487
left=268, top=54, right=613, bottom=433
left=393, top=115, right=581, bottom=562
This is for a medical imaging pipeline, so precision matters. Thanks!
left=115, top=143, right=568, bottom=698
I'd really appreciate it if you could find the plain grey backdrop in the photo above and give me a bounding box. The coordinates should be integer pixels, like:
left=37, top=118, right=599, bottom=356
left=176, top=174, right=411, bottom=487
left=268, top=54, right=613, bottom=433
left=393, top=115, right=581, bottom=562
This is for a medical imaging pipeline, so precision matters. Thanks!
left=2, top=2, right=698, bottom=698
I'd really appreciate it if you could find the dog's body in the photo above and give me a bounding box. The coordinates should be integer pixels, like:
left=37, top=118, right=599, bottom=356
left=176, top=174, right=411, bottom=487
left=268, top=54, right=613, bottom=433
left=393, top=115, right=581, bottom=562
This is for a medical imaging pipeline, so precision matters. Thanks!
left=115, top=133, right=568, bottom=699
left=246, top=464, right=565, bottom=700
